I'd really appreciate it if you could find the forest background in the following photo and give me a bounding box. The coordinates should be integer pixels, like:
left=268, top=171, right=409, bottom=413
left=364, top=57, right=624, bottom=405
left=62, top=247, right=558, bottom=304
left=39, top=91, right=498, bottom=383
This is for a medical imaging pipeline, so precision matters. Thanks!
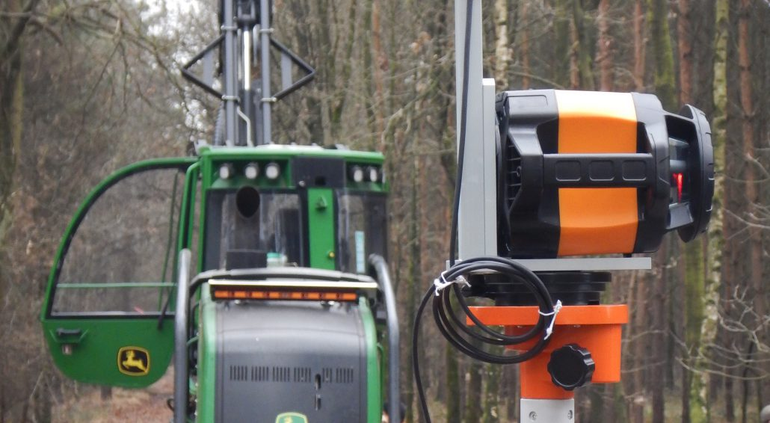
left=1, top=0, right=769, bottom=422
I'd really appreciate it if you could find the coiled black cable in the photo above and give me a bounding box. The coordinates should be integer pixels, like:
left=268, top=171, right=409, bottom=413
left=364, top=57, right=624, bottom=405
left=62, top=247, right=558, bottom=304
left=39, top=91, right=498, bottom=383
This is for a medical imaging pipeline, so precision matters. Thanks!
left=438, top=258, right=554, bottom=355
left=413, top=258, right=555, bottom=422
left=411, top=0, right=556, bottom=421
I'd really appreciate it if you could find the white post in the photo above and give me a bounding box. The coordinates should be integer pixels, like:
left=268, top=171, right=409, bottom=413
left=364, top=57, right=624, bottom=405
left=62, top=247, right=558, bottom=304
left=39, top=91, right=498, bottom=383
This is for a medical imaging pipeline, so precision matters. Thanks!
left=520, top=398, right=575, bottom=423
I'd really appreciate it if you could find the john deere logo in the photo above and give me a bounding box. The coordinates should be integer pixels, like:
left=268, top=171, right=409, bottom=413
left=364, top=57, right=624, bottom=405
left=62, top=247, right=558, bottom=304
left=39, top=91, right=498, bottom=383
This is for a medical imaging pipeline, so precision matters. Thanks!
left=275, top=412, right=308, bottom=423
left=117, top=346, right=150, bottom=376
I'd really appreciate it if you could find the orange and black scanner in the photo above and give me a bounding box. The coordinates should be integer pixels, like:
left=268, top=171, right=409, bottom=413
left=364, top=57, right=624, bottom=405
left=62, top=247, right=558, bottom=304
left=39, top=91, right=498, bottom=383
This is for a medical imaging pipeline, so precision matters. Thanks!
left=496, top=90, right=714, bottom=258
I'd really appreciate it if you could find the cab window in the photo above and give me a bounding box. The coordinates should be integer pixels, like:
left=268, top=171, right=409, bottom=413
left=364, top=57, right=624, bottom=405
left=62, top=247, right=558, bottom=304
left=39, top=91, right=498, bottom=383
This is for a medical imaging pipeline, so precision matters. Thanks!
left=337, top=192, right=387, bottom=274
left=51, top=168, right=184, bottom=316
left=204, top=189, right=304, bottom=270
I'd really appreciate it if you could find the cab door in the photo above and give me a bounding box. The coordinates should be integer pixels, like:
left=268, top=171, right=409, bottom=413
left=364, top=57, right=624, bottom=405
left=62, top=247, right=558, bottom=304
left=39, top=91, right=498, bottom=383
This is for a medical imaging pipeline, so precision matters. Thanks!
left=41, top=158, right=197, bottom=388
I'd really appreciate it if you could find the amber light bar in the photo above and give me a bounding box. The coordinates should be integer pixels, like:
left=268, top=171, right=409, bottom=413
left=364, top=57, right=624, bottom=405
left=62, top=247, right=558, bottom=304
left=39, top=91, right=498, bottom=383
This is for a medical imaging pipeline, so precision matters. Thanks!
left=212, top=289, right=358, bottom=302
left=208, top=278, right=379, bottom=302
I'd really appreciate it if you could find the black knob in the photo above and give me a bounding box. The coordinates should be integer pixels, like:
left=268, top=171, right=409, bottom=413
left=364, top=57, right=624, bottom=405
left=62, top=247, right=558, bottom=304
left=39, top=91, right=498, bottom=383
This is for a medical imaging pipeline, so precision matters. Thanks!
left=547, top=344, right=595, bottom=391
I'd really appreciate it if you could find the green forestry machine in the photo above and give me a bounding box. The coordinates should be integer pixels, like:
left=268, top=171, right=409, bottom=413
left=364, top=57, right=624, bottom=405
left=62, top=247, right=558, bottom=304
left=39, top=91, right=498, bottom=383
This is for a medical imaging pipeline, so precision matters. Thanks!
left=40, top=1, right=400, bottom=422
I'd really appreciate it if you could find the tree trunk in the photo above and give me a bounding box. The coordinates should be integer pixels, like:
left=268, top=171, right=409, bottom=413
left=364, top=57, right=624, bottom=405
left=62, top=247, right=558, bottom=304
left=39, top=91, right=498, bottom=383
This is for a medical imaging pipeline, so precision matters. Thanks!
left=361, top=0, right=378, bottom=148
left=372, top=0, right=387, bottom=144
left=464, top=348, right=482, bottom=423
left=682, top=239, right=706, bottom=423
left=711, top=0, right=736, bottom=419
left=629, top=270, right=647, bottom=423
left=493, top=0, right=510, bottom=86
left=651, top=248, right=668, bottom=423
left=327, top=0, right=359, bottom=139
left=569, top=19, right=579, bottom=89
left=520, top=0, right=530, bottom=89
left=648, top=0, right=677, bottom=109
left=677, top=2, right=708, bottom=421
left=633, top=0, right=646, bottom=91
left=0, top=46, right=22, bottom=250
left=405, top=155, right=422, bottom=423
left=1, top=0, right=37, bottom=300
left=482, top=363, right=500, bottom=423
left=721, top=96, right=740, bottom=421
left=737, top=0, right=768, bottom=403
left=678, top=0, right=693, bottom=104
left=553, top=0, right=571, bottom=87
left=502, top=364, right=518, bottom=421
left=446, top=343, right=460, bottom=423
left=597, top=0, right=613, bottom=91
left=571, top=0, right=595, bottom=90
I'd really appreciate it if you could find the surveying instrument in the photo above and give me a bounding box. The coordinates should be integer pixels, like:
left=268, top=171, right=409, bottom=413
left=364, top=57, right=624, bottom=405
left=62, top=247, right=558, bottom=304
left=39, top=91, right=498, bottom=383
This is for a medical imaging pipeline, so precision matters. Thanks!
left=411, top=1, right=715, bottom=422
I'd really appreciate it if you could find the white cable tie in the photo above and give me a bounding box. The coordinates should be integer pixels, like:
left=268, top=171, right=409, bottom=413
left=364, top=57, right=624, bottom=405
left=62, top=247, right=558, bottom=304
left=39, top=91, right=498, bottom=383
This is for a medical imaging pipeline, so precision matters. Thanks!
left=433, top=273, right=470, bottom=296
left=539, top=299, right=563, bottom=340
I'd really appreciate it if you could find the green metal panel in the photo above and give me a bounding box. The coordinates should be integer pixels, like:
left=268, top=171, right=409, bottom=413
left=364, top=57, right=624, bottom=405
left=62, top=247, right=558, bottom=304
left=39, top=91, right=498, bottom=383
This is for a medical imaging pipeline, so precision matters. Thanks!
left=197, top=286, right=217, bottom=423
left=56, top=282, right=175, bottom=289
left=43, top=319, right=174, bottom=387
left=359, top=298, right=382, bottom=423
left=307, top=188, right=336, bottom=270
left=199, top=156, right=213, bottom=273
left=179, top=163, right=200, bottom=274
left=40, top=158, right=196, bottom=388
left=199, top=145, right=385, bottom=163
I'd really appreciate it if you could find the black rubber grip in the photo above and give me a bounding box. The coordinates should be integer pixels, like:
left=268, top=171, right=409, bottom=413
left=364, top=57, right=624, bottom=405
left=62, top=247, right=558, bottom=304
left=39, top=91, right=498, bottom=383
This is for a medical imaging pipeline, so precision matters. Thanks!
left=542, top=153, right=656, bottom=188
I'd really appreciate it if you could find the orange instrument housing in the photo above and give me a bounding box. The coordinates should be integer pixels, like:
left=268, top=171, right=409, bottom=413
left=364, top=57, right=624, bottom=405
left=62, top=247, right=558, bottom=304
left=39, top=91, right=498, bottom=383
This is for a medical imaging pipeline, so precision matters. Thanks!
left=469, top=304, right=628, bottom=399
left=496, top=90, right=714, bottom=258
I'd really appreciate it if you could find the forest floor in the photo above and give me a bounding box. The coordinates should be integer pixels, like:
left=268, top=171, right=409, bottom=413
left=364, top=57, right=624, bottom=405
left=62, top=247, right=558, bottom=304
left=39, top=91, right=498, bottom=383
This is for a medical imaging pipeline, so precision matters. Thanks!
left=52, top=371, right=173, bottom=423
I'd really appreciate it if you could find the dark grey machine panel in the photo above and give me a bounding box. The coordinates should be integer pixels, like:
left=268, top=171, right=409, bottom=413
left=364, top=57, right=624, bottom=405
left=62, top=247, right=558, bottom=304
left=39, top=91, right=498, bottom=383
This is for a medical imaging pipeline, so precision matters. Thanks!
left=216, top=301, right=368, bottom=422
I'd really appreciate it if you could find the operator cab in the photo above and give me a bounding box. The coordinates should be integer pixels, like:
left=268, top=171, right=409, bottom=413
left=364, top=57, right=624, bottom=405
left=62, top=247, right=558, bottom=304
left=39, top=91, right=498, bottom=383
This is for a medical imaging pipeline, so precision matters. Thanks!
left=40, top=145, right=389, bottom=388
left=203, top=146, right=388, bottom=273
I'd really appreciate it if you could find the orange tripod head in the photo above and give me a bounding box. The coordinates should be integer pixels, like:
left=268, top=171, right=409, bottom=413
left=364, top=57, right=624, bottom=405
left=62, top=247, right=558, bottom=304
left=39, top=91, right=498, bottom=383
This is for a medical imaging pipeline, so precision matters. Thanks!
left=471, top=304, right=628, bottom=400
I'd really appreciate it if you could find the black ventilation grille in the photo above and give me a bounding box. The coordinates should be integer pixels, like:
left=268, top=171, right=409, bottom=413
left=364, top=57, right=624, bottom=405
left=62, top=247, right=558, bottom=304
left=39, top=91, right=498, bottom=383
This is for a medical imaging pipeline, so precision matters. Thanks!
left=252, top=366, right=269, bottom=382
left=230, top=365, right=248, bottom=381
left=272, top=366, right=291, bottom=382
left=293, top=367, right=311, bottom=383
left=230, top=365, right=344, bottom=383
left=335, top=367, right=354, bottom=384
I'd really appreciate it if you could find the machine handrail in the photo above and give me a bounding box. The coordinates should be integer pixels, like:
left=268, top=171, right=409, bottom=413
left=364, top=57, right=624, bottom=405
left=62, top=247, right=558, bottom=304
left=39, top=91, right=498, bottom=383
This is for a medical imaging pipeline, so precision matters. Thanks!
left=174, top=249, right=192, bottom=423
left=369, top=254, right=400, bottom=423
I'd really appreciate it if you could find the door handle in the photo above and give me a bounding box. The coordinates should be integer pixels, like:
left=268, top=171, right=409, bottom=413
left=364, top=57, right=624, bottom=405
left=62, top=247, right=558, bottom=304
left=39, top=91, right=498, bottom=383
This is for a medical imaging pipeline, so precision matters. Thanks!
left=56, top=328, right=82, bottom=337
left=51, top=328, right=87, bottom=344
